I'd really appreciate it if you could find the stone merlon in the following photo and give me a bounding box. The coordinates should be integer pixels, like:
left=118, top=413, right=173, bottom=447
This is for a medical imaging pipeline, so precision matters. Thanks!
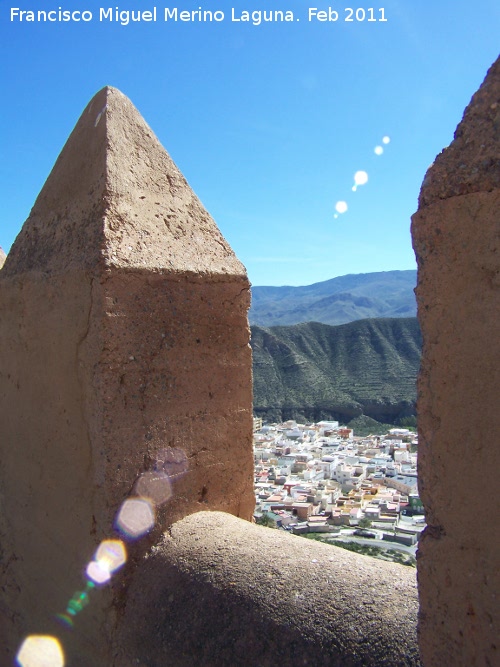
left=0, top=86, right=254, bottom=664
left=2, top=86, right=246, bottom=276
left=412, top=56, right=500, bottom=667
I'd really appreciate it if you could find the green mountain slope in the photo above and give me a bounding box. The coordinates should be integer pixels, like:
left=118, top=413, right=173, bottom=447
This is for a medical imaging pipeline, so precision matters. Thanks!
left=250, top=270, right=416, bottom=327
left=251, top=317, right=421, bottom=424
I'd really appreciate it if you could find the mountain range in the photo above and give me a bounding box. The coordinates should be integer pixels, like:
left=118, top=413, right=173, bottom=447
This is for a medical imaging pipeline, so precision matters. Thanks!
left=250, top=316, right=421, bottom=427
left=249, top=269, right=416, bottom=327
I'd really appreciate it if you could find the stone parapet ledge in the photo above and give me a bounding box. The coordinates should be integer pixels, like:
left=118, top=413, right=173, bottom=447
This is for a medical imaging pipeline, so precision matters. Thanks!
left=113, top=511, right=421, bottom=667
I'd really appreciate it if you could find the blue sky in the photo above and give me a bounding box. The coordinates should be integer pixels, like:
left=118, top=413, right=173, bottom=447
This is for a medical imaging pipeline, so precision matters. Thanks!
left=1, top=0, right=499, bottom=285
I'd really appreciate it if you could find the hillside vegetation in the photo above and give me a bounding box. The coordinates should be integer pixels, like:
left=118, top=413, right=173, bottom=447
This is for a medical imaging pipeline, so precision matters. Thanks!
left=250, top=270, right=416, bottom=327
left=251, top=317, right=421, bottom=425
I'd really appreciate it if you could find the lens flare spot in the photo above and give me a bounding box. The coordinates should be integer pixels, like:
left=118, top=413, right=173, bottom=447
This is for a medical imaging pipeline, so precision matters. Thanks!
left=86, top=560, right=112, bottom=585
left=354, top=170, right=368, bottom=186
left=135, top=471, right=172, bottom=506
left=95, top=539, right=127, bottom=572
left=374, top=146, right=383, bottom=155
left=16, top=636, right=65, bottom=667
left=116, top=498, right=155, bottom=539
left=351, top=186, right=357, bottom=192
left=335, top=201, right=348, bottom=214
left=55, top=613, right=74, bottom=629
left=66, top=590, right=90, bottom=616
left=155, top=447, right=189, bottom=479
left=86, top=539, right=127, bottom=584
left=382, top=135, right=390, bottom=144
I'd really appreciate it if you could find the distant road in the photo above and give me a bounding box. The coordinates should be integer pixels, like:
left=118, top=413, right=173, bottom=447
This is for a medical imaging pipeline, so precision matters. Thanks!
left=326, top=534, right=418, bottom=556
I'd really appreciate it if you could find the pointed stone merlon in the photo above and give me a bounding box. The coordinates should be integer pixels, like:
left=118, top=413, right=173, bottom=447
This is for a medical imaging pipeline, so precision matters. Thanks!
left=0, top=247, right=6, bottom=269
left=411, top=57, right=500, bottom=666
left=0, top=87, right=254, bottom=663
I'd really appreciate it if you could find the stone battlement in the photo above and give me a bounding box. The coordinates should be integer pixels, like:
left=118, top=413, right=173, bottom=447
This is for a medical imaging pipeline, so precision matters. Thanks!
left=2, top=56, right=499, bottom=665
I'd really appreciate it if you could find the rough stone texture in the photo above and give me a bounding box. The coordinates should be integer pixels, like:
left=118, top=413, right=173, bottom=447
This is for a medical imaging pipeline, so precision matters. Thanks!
left=419, top=57, right=500, bottom=206
left=114, top=511, right=421, bottom=667
left=411, top=57, right=500, bottom=667
left=0, top=87, right=254, bottom=664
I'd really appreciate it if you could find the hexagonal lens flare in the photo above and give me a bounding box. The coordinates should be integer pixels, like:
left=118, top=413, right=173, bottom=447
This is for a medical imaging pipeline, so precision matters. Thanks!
left=95, top=539, right=127, bottom=571
left=155, top=447, right=188, bottom=479
left=86, top=560, right=112, bottom=585
left=135, top=471, right=172, bottom=506
left=85, top=539, right=127, bottom=585
left=16, top=635, right=64, bottom=667
left=115, top=497, right=155, bottom=539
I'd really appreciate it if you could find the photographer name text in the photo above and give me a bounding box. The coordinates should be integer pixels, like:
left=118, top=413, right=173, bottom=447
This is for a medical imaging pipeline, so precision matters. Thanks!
left=10, top=6, right=388, bottom=25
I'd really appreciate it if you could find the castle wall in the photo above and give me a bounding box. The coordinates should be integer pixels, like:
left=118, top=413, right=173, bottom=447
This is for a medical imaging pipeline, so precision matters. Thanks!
left=0, top=87, right=254, bottom=663
left=411, top=57, right=500, bottom=666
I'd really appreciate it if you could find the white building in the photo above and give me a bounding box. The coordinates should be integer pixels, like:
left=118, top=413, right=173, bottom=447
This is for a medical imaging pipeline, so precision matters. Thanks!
left=386, top=474, right=418, bottom=495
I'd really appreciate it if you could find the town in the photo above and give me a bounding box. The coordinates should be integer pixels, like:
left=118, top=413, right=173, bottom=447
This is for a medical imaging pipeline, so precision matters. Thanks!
left=252, top=418, right=424, bottom=566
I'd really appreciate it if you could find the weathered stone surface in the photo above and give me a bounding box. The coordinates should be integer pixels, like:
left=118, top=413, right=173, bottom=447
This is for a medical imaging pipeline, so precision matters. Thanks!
left=419, top=57, right=500, bottom=207
left=0, top=87, right=254, bottom=663
left=114, top=511, right=421, bottom=667
left=2, top=88, right=244, bottom=276
left=412, top=57, right=500, bottom=667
